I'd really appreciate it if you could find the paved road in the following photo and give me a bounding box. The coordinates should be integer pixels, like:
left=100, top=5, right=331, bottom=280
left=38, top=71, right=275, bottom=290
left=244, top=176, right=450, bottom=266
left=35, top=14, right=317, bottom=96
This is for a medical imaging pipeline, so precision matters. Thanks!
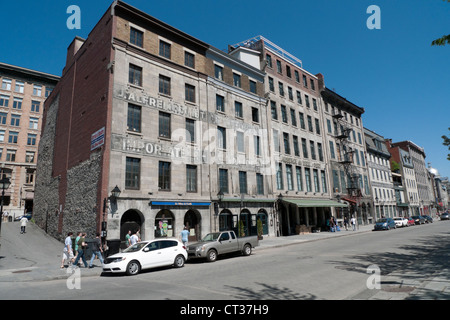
left=1, top=218, right=449, bottom=301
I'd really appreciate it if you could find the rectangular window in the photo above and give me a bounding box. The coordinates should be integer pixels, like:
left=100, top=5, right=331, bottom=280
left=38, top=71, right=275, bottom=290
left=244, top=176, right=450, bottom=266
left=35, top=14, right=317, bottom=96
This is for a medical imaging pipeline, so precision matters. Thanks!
left=286, top=164, right=294, bottom=191
left=184, top=51, right=195, bottom=68
left=254, top=135, right=261, bottom=156
left=293, top=135, right=300, bottom=157
left=216, top=95, right=225, bottom=112
left=186, top=165, right=197, bottom=192
left=318, top=143, right=324, bottom=162
left=268, top=77, right=274, bottom=92
left=158, top=161, right=171, bottom=191
left=296, top=91, right=302, bottom=104
left=1, top=79, right=11, bottom=90
left=239, top=171, right=247, bottom=194
left=310, top=79, right=315, bottom=91
left=310, top=141, right=316, bottom=160
left=127, top=104, right=141, bottom=132
left=315, top=118, right=321, bottom=135
left=281, top=105, right=287, bottom=123
left=15, top=81, right=24, bottom=93
left=219, top=168, right=229, bottom=193
left=233, top=73, right=241, bottom=87
left=249, top=80, right=257, bottom=94
left=235, top=101, right=243, bottom=118
left=313, top=98, right=318, bottom=111
left=217, top=126, right=226, bottom=149
left=266, top=54, right=272, bottom=68
left=270, top=101, right=278, bottom=120
left=27, top=133, right=37, bottom=146
left=295, top=71, right=300, bottom=83
left=278, top=82, right=284, bottom=96
left=0, top=112, right=6, bottom=125
left=329, top=141, right=335, bottom=159
left=159, top=40, right=171, bottom=59
left=290, top=108, right=297, bottom=126
left=13, top=98, right=22, bottom=110
left=273, top=129, right=280, bottom=152
left=130, top=27, right=143, bottom=47
left=313, top=169, right=320, bottom=192
left=10, top=114, right=20, bottom=126
left=0, top=95, right=9, bottom=107
left=276, top=163, right=283, bottom=190
left=129, top=64, right=142, bottom=86
left=25, top=151, right=35, bottom=163
left=0, top=130, right=4, bottom=142
left=302, top=75, right=308, bottom=87
left=305, top=168, right=312, bottom=192
left=8, top=131, right=19, bottom=144
left=186, top=118, right=195, bottom=143
left=26, top=169, right=35, bottom=184
left=31, top=100, right=40, bottom=112
left=307, top=115, right=313, bottom=132
left=214, top=65, right=223, bottom=80
left=159, top=75, right=171, bottom=95
left=185, top=84, right=195, bottom=103
left=125, top=157, right=140, bottom=189
left=33, top=85, right=42, bottom=96
left=302, top=138, right=308, bottom=158
left=296, top=166, right=303, bottom=191
left=283, top=132, right=290, bottom=155
left=305, top=95, right=310, bottom=108
left=251, top=107, right=259, bottom=123
left=6, top=149, right=16, bottom=162
left=29, top=117, right=39, bottom=130
left=256, top=173, right=264, bottom=195
left=299, top=112, right=305, bottom=129
left=276, top=60, right=282, bottom=73
left=159, top=112, right=171, bottom=138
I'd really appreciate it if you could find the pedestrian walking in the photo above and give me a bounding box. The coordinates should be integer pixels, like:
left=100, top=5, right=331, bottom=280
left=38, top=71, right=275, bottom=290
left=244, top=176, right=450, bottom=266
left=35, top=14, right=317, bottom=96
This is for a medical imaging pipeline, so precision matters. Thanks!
left=129, top=231, right=139, bottom=246
left=125, top=230, right=132, bottom=247
left=180, top=227, right=190, bottom=246
left=20, top=216, right=28, bottom=234
left=73, top=232, right=88, bottom=268
left=351, top=216, right=356, bottom=231
left=61, top=232, right=75, bottom=268
left=344, top=217, right=349, bottom=231
left=89, top=232, right=104, bottom=268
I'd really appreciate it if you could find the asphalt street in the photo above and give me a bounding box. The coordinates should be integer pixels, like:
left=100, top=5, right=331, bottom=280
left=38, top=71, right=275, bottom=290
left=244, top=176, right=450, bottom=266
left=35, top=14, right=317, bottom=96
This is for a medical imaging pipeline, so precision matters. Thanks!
left=0, top=218, right=449, bottom=301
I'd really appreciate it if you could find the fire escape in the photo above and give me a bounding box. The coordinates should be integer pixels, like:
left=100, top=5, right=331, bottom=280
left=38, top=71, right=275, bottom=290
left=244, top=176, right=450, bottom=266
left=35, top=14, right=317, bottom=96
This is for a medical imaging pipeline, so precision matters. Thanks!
left=332, top=111, right=362, bottom=204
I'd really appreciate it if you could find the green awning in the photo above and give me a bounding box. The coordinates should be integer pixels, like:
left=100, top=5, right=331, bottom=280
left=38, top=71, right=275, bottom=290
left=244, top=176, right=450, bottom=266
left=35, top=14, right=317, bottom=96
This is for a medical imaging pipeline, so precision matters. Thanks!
left=282, top=198, right=348, bottom=208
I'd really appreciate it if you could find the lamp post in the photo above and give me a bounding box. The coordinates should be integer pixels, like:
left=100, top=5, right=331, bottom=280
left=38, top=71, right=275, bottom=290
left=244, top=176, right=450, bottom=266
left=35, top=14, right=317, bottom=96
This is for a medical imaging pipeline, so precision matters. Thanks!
left=0, top=177, right=11, bottom=235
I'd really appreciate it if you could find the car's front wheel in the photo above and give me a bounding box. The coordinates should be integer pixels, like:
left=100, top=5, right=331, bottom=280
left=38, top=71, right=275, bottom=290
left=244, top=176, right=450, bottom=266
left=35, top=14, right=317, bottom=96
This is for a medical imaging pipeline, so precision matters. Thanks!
left=206, top=249, right=218, bottom=262
left=174, top=255, right=185, bottom=268
left=126, top=260, right=141, bottom=276
left=242, top=244, right=252, bottom=256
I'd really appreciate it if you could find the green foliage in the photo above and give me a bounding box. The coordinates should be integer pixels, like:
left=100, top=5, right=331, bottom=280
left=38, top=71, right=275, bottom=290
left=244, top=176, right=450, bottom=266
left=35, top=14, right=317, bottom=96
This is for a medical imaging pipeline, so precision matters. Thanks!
left=431, top=0, right=449, bottom=46
left=442, top=127, right=450, bottom=160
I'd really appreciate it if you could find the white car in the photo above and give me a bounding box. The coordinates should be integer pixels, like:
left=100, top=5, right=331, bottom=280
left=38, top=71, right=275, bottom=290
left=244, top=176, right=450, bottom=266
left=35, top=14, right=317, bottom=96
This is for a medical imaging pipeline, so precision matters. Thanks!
left=103, top=239, right=187, bottom=276
left=393, top=217, right=408, bottom=227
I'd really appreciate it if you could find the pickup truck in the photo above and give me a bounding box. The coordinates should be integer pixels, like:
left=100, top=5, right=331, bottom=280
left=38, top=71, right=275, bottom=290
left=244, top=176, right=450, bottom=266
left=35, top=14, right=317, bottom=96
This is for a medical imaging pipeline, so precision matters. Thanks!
left=186, top=231, right=259, bottom=262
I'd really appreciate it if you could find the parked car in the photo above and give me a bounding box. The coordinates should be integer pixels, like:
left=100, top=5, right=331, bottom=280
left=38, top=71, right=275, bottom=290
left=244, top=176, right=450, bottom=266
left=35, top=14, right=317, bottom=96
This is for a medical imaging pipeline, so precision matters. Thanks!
left=102, top=239, right=187, bottom=276
left=440, top=212, right=449, bottom=220
left=423, top=215, right=433, bottom=223
left=407, top=217, right=415, bottom=226
left=186, top=230, right=259, bottom=262
left=393, top=217, right=408, bottom=227
left=411, top=215, right=426, bottom=225
left=373, top=218, right=396, bottom=231
left=14, top=212, right=32, bottom=221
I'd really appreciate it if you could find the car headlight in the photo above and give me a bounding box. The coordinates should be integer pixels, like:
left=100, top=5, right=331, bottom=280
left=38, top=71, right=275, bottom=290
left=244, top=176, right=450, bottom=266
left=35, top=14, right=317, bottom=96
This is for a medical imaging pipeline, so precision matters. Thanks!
left=111, top=257, right=126, bottom=263
left=383, top=223, right=387, bottom=226
left=196, top=245, right=206, bottom=252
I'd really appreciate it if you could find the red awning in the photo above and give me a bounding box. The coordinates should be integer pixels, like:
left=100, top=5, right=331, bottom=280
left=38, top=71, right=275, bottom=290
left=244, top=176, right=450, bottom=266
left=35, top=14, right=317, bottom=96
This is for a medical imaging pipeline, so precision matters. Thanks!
left=341, top=197, right=357, bottom=204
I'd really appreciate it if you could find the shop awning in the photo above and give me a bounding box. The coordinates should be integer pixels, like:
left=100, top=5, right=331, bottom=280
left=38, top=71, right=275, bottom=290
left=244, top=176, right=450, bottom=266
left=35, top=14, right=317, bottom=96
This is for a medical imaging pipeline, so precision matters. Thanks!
left=150, top=201, right=211, bottom=206
left=282, top=198, right=348, bottom=208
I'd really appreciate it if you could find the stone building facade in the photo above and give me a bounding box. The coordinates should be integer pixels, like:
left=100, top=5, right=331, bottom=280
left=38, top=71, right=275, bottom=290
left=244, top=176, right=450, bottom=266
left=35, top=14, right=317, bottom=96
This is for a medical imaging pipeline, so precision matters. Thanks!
left=0, top=62, right=58, bottom=218
left=318, top=82, right=373, bottom=225
left=364, top=128, right=396, bottom=219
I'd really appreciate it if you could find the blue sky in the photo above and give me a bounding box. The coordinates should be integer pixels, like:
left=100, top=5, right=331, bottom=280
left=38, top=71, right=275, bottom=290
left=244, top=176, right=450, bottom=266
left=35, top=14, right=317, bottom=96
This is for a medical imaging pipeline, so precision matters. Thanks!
left=1, top=0, right=449, bottom=178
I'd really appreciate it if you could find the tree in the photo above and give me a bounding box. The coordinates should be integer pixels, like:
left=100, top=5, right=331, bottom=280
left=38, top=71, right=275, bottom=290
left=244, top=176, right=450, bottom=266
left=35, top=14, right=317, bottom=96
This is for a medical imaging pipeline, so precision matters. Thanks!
left=431, top=0, right=450, bottom=46
left=442, top=127, right=450, bottom=160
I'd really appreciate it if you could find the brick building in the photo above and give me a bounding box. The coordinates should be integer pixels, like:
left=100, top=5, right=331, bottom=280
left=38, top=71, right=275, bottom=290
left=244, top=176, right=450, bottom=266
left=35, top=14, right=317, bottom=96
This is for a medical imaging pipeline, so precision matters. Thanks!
left=34, top=1, right=271, bottom=243
left=0, top=62, right=58, bottom=218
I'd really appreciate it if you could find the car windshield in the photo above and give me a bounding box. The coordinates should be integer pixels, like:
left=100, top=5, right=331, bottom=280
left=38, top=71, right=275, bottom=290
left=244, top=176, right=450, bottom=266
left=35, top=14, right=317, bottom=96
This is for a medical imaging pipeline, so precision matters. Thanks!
left=123, top=242, right=148, bottom=253
left=201, top=233, right=220, bottom=241
left=377, top=218, right=387, bottom=223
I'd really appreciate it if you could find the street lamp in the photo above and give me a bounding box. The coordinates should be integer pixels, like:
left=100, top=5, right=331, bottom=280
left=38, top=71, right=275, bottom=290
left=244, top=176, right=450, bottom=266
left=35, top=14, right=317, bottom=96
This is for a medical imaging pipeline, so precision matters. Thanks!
left=217, top=189, right=224, bottom=203
left=0, top=177, right=11, bottom=235
left=110, top=185, right=121, bottom=199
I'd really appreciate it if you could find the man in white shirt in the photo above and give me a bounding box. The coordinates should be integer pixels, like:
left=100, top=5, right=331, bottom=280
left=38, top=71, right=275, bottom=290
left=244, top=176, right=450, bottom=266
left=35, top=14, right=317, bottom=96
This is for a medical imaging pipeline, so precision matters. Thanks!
left=129, top=232, right=139, bottom=246
left=20, top=216, right=28, bottom=234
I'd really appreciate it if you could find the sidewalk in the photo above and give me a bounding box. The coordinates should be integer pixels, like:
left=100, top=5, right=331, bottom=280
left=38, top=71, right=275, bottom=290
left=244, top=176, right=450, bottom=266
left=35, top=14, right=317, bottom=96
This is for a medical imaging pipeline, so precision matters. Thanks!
left=0, top=220, right=372, bottom=283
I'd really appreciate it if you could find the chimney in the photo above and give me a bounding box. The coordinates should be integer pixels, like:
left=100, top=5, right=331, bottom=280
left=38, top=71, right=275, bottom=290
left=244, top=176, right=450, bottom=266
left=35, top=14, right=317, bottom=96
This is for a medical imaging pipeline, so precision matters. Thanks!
left=63, top=36, right=85, bottom=75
